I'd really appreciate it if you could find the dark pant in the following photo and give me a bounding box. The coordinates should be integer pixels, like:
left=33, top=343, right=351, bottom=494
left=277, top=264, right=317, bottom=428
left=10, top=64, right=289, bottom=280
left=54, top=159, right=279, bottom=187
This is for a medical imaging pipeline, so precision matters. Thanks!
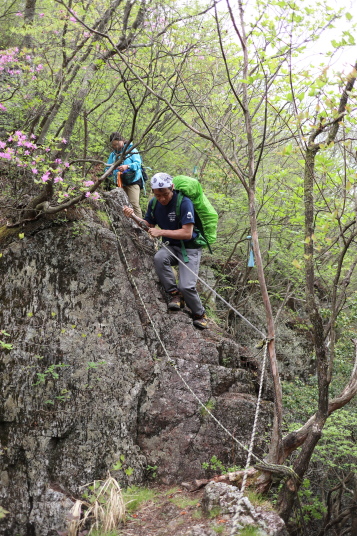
left=154, top=245, right=204, bottom=317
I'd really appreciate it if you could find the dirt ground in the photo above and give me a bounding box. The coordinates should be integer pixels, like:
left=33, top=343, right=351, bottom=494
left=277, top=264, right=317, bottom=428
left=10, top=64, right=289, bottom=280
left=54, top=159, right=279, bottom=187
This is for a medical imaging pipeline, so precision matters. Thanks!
left=117, top=484, right=231, bottom=536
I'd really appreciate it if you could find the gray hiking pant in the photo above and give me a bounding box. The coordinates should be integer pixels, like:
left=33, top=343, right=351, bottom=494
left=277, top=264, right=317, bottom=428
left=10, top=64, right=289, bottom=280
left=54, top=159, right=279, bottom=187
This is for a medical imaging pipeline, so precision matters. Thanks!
left=154, top=245, right=204, bottom=317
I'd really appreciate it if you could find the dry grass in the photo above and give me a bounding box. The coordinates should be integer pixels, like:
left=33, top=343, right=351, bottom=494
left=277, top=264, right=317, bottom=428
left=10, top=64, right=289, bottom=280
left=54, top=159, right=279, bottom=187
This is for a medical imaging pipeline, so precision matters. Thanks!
left=67, top=475, right=125, bottom=535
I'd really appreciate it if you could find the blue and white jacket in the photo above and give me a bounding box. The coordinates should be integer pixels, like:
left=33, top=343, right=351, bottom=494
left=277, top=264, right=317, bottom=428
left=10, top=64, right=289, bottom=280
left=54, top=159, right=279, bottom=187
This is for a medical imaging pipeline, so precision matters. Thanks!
left=105, top=143, right=142, bottom=187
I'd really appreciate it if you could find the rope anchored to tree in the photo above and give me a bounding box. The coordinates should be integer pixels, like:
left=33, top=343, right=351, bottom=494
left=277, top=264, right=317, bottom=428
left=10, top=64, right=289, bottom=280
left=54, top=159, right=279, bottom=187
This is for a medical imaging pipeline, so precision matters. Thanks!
left=104, top=202, right=299, bottom=522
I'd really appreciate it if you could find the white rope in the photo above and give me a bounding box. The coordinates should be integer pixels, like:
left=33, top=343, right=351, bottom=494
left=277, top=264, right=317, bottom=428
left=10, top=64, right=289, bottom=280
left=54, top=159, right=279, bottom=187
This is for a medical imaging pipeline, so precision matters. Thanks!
left=120, top=207, right=266, bottom=339
left=104, top=202, right=267, bottom=465
left=240, top=340, right=269, bottom=494
left=229, top=341, right=269, bottom=536
left=104, top=201, right=298, bottom=531
left=158, top=239, right=266, bottom=338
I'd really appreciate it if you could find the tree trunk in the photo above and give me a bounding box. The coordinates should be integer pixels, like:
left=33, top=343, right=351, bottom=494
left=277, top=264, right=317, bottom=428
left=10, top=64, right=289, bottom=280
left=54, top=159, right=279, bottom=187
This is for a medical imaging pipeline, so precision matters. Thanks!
left=277, top=63, right=357, bottom=522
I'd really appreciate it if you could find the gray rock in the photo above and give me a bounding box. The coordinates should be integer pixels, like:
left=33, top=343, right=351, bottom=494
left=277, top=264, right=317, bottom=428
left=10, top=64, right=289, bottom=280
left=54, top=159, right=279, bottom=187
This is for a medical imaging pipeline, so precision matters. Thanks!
left=0, top=189, right=272, bottom=534
left=202, top=482, right=288, bottom=536
left=181, top=525, right=217, bottom=536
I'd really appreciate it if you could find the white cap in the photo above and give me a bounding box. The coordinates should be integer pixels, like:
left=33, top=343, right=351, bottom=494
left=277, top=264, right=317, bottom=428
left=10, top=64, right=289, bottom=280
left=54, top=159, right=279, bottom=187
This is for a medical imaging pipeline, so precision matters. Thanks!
left=150, top=173, right=173, bottom=189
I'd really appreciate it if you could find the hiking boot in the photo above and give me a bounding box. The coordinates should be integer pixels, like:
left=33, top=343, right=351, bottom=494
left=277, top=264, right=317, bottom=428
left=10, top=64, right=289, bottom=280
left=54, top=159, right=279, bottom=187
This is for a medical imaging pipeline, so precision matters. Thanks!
left=168, top=291, right=185, bottom=311
left=192, top=313, right=208, bottom=329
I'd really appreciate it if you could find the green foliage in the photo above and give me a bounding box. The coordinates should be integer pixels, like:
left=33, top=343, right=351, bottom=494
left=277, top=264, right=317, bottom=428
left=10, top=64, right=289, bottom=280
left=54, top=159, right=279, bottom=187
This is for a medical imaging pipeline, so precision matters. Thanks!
left=192, top=509, right=204, bottom=520
left=207, top=506, right=221, bottom=519
left=245, top=490, right=273, bottom=510
left=71, top=221, right=91, bottom=238
left=122, top=486, right=157, bottom=513
left=202, top=455, right=226, bottom=474
left=169, top=496, right=200, bottom=509
left=200, top=398, right=216, bottom=416
left=145, top=464, right=158, bottom=479
left=0, top=330, right=13, bottom=350
left=33, top=363, right=69, bottom=386
left=202, top=455, right=241, bottom=475
left=0, top=506, right=9, bottom=519
left=112, top=454, right=134, bottom=476
left=313, top=410, right=357, bottom=472
left=298, top=479, right=327, bottom=521
left=236, top=527, right=262, bottom=536
left=282, top=377, right=318, bottom=423
left=0, top=340, right=12, bottom=350
left=86, top=360, right=107, bottom=371
left=97, top=211, right=111, bottom=225
left=90, top=530, right=119, bottom=536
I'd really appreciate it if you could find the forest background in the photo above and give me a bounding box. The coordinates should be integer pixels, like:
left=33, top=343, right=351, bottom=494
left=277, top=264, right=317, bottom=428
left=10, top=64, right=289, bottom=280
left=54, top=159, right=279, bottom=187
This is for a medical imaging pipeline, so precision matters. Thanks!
left=1, top=0, right=357, bottom=533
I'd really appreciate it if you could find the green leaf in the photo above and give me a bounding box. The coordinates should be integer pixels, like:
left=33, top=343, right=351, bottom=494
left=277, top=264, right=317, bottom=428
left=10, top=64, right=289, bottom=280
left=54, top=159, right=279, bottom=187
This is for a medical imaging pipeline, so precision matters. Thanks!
left=292, top=259, right=302, bottom=269
left=0, top=341, right=13, bottom=350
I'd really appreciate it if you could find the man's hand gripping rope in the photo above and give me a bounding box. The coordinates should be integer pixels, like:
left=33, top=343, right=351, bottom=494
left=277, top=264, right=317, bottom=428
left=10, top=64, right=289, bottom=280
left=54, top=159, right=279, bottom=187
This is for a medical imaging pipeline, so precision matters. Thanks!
left=123, top=205, right=151, bottom=232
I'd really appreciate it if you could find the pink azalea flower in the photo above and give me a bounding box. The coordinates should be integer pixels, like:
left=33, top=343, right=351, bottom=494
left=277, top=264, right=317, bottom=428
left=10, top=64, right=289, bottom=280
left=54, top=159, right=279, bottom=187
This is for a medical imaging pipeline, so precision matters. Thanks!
left=85, top=192, right=91, bottom=198
left=36, top=64, right=44, bottom=71
left=64, top=162, right=70, bottom=168
left=83, top=180, right=94, bottom=187
left=41, top=172, right=50, bottom=182
left=0, top=141, right=6, bottom=149
left=69, top=17, right=77, bottom=22
left=39, top=13, right=44, bottom=17
left=45, top=147, right=50, bottom=152
left=54, top=176, right=63, bottom=183
left=92, top=192, right=100, bottom=200
left=24, top=150, right=30, bottom=155
left=55, top=158, right=62, bottom=164
left=0, top=103, right=6, bottom=111
left=16, top=12, right=23, bottom=16
left=62, top=138, right=67, bottom=144
left=7, top=136, right=13, bottom=142
left=63, top=193, right=69, bottom=197
left=31, top=168, right=38, bottom=174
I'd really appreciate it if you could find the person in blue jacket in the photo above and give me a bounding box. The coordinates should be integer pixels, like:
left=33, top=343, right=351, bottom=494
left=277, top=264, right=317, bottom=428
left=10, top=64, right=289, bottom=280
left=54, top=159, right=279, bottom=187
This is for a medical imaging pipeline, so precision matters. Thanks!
left=105, top=132, right=143, bottom=217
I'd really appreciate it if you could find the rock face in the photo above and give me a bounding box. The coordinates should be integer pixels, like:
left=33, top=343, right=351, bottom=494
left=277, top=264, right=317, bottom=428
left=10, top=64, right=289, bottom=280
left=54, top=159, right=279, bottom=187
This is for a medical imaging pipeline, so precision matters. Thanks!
left=0, top=189, right=273, bottom=535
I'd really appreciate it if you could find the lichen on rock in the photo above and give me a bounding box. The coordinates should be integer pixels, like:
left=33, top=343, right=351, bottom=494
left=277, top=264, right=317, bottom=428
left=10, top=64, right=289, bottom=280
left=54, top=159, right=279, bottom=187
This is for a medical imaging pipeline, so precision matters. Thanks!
left=0, top=189, right=273, bottom=535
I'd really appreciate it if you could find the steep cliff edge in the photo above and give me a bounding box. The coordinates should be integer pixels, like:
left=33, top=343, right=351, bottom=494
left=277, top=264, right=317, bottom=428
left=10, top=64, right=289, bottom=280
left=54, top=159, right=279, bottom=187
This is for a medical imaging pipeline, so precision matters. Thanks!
left=0, top=190, right=273, bottom=535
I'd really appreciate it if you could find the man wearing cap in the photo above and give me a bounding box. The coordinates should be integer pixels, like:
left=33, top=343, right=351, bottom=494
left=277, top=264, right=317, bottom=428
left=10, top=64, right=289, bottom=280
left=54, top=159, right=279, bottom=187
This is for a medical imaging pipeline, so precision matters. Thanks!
left=123, top=173, right=207, bottom=329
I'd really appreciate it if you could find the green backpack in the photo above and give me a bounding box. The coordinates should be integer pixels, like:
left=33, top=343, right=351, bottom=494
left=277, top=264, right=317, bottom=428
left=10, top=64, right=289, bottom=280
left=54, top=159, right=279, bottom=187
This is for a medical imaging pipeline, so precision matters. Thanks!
left=151, top=175, right=218, bottom=262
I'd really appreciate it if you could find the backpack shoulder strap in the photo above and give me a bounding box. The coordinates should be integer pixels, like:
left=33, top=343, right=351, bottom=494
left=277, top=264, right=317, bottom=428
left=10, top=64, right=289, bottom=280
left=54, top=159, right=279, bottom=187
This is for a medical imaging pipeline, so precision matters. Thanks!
left=150, top=197, right=157, bottom=220
left=175, top=191, right=184, bottom=222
